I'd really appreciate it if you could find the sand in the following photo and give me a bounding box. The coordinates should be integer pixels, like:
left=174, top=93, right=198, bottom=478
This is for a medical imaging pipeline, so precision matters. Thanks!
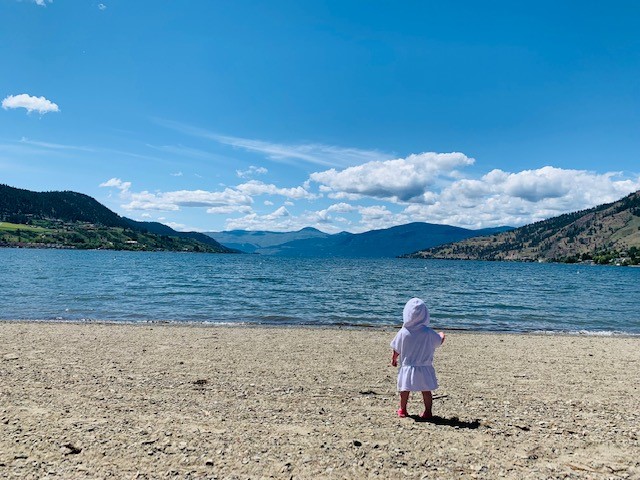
left=0, top=322, right=638, bottom=479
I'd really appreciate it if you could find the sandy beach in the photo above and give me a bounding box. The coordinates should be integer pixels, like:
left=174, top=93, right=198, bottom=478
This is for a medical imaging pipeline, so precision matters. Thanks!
left=0, top=322, right=638, bottom=479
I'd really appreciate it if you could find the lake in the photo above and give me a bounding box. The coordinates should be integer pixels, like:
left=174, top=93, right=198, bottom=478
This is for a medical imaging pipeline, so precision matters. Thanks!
left=1, top=249, right=638, bottom=335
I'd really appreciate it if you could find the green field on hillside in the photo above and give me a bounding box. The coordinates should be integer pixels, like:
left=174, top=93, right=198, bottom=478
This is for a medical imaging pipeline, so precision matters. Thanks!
left=0, top=222, right=51, bottom=233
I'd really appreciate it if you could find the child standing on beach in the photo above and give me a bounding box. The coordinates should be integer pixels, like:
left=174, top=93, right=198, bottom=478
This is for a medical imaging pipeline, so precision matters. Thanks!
left=391, top=298, right=445, bottom=418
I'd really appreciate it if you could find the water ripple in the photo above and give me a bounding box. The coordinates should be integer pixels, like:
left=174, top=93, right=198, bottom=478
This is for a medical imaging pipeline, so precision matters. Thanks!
left=0, top=250, right=638, bottom=334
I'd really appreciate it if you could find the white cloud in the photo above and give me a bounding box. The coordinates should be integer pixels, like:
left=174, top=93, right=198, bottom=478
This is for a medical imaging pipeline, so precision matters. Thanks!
left=31, top=0, right=52, bottom=6
left=2, top=94, right=59, bottom=114
left=356, top=205, right=409, bottom=231
left=164, top=221, right=188, bottom=231
left=264, top=200, right=274, bottom=206
left=98, top=3, right=107, bottom=10
left=99, top=177, right=131, bottom=192
left=312, top=202, right=357, bottom=224
left=215, top=134, right=387, bottom=167
left=170, top=171, right=183, bottom=177
left=403, top=166, right=640, bottom=228
left=206, top=205, right=253, bottom=214
left=310, top=152, right=474, bottom=203
left=123, top=189, right=253, bottom=211
left=153, top=119, right=388, bottom=168
left=100, top=179, right=253, bottom=212
left=236, top=165, right=268, bottom=178
left=235, top=180, right=319, bottom=200
left=19, top=137, right=94, bottom=152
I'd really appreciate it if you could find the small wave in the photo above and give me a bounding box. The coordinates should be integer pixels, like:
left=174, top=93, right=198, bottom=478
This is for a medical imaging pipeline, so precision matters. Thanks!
left=531, top=329, right=639, bottom=337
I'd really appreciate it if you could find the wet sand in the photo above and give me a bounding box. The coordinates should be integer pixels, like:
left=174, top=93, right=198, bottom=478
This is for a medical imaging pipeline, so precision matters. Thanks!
left=0, top=322, right=638, bottom=479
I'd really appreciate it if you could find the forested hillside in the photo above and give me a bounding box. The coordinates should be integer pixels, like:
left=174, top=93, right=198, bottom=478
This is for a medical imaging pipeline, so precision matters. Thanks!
left=0, top=184, right=235, bottom=253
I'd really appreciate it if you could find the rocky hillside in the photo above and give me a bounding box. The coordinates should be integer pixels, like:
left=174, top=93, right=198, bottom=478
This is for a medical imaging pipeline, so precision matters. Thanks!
left=406, top=190, right=640, bottom=264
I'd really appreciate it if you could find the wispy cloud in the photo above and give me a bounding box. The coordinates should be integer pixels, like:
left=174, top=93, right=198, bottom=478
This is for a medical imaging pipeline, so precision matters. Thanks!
left=27, top=0, right=52, bottom=6
left=16, top=137, right=167, bottom=164
left=154, top=118, right=388, bottom=168
left=213, top=134, right=387, bottom=168
left=145, top=143, right=215, bottom=159
left=2, top=94, right=59, bottom=114
left=236, top=165, right=268, bottom=178
left=20, top=137, right=95, bottom=152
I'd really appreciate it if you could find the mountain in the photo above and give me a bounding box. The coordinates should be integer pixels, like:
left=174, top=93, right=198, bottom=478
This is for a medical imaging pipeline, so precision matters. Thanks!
left=0, top=184, right=130, bottom=228
left=0, top=184, right=235, bottom=253
left=206, top=227, right=329, bottom=253
left=406, top=190, right=640, bottom=264
left=124, top=218, right=234, bottom=251
left=208, top=223, right=512, bottom=258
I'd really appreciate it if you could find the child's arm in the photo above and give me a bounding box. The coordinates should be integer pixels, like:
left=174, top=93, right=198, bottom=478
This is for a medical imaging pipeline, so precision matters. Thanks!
left=391, top=350, right=399, bottom=367
left=438, top=332, right=446, bottom=344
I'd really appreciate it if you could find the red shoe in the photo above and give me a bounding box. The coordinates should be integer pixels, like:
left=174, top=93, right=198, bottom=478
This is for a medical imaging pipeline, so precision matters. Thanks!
left=397, top=408, right=408, bottom=418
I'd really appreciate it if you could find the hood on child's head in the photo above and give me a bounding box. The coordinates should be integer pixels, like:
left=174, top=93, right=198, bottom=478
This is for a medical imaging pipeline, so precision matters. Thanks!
left=403, top=298, right=430, bottom=329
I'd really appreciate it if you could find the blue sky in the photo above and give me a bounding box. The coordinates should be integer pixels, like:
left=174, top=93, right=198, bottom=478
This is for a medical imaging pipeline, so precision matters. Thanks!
left=1, top=0, right=639, bottom=233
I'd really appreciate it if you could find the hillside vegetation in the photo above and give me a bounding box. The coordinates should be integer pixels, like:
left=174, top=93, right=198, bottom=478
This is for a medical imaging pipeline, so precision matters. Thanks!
left=407, top=190, right=640, bottom=265
left=0, top=184, right=235, bottom=253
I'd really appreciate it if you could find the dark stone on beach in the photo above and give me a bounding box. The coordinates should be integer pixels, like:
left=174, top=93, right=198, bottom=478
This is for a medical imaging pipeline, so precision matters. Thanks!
left=61, top=443, right=82, bottom=455
left=353, top=440, right=362, bottom=447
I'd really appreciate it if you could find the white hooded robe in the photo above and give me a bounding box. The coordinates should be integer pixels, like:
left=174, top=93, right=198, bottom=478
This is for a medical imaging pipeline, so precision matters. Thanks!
left=390, top=298, right=442, bottom=391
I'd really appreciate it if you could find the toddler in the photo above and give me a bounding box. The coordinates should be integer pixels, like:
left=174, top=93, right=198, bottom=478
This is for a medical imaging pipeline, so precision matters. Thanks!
left=391, top=297, right=445, bottom=418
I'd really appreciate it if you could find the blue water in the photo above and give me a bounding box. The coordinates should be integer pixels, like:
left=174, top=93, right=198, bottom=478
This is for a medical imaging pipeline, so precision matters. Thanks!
left=1, top=249, right=639, bottom=334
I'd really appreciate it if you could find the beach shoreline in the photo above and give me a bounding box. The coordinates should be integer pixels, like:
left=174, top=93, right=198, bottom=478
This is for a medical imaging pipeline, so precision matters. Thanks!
left=1, top=322, right=638, bottom=478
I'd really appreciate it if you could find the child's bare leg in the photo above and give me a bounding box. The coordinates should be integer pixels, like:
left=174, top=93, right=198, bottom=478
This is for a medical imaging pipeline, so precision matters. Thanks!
left=421, top=391, right=433, bottom=418
left=399, top=391, right=410, bottom=414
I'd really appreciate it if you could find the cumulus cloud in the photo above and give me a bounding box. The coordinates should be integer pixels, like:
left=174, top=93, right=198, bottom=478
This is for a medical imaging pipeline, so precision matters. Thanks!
left=225, top=205, right=351, bottom=232
left=312, top=202, right=356, bottom=223
left=100, top=179, right=253, bottom=212
left=98, top=3, right=107, bottom=10
left=32, top=0, right=52, bottom=6
left=123, top=189, right=253, bottom=211
left=404, top=166, right=640, bottom=228
left=99, top=177, right=131, bottom=192
left=2, top=94, right=59, bottom=114
left=236, top=166, right=268, bottom=178
left=206, top=205, right=253, bottom=214
left=310, top=152, right=474, bottom=203
left=235, top=180, right=319, bottom=200
left=224, top=207, right=295, bottom=231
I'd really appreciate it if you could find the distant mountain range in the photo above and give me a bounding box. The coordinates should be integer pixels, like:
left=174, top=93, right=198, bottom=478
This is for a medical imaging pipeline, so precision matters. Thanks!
left=8, top=182, right=636, bottom=263
left=406, top=190, right=640, bottom=264
left=207, top=223, right=512, bottom=258
left=0, top=184, right=234, bottom=253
